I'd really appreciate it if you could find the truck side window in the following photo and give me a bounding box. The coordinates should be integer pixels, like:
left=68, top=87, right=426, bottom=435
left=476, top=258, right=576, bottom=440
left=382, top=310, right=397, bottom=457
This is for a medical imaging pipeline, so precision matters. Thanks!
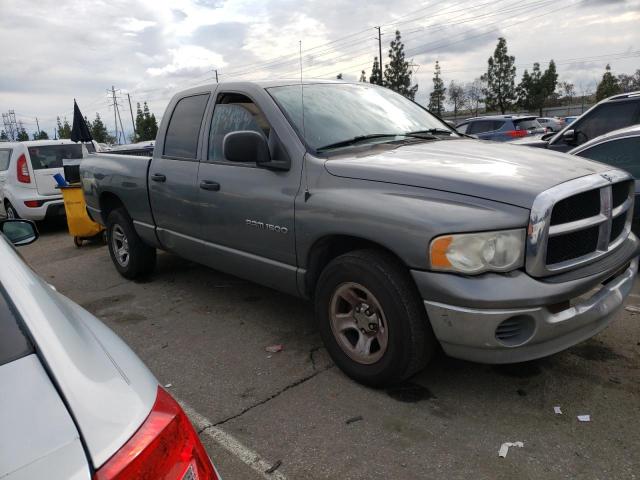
left=208, top=94, right=271, bottom=163
left=571, top=101, right=639, bottom=146
left=164, top=93, right=210, bottom=159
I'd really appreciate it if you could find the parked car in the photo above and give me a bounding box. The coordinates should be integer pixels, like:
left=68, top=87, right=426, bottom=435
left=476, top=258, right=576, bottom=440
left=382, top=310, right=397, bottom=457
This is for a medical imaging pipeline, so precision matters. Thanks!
left=0, top=218, right=220, bottom=479
left=455, top=115, right=545, bottom=141
left=0, top=140, right=83, bottom=220
left=536, top=117, right=564, bottom=132
left=569, top=124, right=640, bottom=233
left=81, top=80, right=639, bottom=387
left=564, top=115, right=578, bottom=125
left=513, top=91, right=640, bottom=151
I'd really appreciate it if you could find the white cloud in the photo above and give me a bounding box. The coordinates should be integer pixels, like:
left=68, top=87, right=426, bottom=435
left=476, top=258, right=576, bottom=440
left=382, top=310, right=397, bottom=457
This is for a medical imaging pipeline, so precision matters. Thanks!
left=147, top=45, right=226, bottom=77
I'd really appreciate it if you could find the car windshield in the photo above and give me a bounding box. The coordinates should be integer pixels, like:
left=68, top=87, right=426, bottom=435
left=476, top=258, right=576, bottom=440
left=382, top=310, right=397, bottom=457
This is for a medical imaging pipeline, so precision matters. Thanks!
left=27, top=144, right=83, bottom=170
left=268, top=83, right=456, bottom=151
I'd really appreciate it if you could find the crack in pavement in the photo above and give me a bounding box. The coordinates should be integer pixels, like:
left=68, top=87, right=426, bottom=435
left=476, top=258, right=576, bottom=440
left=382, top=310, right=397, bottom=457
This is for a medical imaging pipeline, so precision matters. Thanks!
left=206, top=364, right=334, bottom=430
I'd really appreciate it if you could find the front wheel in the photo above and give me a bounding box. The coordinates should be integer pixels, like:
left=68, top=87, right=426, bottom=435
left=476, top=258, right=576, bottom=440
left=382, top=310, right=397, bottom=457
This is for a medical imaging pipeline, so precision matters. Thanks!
left=106, top=208, right=156, bottom=279
left=315, top=249, right=436, bottom=387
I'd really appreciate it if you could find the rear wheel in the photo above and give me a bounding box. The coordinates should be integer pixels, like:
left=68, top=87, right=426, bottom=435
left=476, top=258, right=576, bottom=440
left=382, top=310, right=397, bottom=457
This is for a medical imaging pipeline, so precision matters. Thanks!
left=4, top=201, right=19, bottom=219
left=315, top=249, right=436, bottom=387
left=106, top=208, right=156, bottom=279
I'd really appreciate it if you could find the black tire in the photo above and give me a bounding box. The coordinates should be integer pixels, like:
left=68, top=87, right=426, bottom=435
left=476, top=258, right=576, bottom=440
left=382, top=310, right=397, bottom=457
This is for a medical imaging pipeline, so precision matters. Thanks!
left=106, top=208, right=156, bottom=279
left=314, top=249, right=436, bottom=387
left=4, top=201, right=19, bottom=219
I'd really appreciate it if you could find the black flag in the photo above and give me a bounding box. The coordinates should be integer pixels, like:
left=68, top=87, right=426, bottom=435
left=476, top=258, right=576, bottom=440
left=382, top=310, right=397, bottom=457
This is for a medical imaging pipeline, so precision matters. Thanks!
left=70, top=99, right=93, bottom=142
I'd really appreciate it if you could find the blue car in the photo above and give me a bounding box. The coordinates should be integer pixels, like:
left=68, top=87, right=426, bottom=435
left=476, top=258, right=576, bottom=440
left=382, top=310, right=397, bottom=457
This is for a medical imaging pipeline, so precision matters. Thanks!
left=455, top=115, right=546, bottom=142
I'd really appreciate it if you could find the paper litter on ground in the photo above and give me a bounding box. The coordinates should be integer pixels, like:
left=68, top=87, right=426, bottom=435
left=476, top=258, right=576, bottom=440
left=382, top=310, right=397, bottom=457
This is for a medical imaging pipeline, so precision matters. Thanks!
left=498, top=441, right=524, bottom=458
left=624, top=305, right=640, bottom=313
left=554, top=406, right=562, bottom=414
left=577, top=414, right=591, bottom=422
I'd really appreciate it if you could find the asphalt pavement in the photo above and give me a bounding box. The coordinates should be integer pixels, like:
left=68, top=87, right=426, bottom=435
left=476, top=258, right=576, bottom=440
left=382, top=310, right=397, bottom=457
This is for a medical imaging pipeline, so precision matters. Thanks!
left=21, top=221, right=640, bottom=480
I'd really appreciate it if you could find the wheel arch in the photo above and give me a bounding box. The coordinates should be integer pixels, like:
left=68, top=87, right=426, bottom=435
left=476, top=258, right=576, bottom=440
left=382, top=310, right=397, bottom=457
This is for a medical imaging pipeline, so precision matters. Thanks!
left=99, top=191, right=126, bottom=222
left=304, top=234, right=408, bottom=298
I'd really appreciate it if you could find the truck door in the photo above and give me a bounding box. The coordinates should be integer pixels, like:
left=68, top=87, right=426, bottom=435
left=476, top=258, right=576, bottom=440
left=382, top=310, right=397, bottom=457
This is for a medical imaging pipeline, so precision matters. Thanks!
left=196, top=91, right=301, bottom=295
left=149, top=92, right=210, bottom=257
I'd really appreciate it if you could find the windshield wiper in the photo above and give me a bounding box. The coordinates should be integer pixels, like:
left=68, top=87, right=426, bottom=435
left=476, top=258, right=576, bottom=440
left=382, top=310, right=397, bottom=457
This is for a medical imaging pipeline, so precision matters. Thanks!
left=406, top=128, right=453, bottom=137
left=316, top=133, right=404, bottom=151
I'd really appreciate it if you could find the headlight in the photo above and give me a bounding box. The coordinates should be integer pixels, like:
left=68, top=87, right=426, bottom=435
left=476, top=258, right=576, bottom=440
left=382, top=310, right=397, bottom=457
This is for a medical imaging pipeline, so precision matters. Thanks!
left=429, top=229, right=526, bottom=274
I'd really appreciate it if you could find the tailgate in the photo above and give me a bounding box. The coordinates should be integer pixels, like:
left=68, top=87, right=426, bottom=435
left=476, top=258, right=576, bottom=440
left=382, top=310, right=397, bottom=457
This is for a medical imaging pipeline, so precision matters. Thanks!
left=28, top=144, right=82, bottom=196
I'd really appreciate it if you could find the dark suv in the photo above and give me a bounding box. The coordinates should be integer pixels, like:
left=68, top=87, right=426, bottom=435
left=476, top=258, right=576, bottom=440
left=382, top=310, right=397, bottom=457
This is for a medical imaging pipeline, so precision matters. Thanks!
left=455, top=115, right=545, bottom=142
left=514, top=91, right=640, bottom=152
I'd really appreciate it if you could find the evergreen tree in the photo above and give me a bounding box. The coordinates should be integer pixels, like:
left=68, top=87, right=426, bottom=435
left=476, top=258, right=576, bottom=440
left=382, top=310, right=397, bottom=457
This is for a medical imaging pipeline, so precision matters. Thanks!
left=56, top=116, right=72, bottom=139
left=483, top=37, right=516, bottom=114
left=384, top=30, right=418, bottom=100
left=428, top=61, right=446, bottom=116
left=359, top=70, right=367, bottom=82
left=0, top=131, right=8, bottom=141
left=517, top=61, right=557, bottom=115
left=33, top=130, right=49, bottom=140
left=448, top=81, right=467, bottom=121
left=135, top=103, right=145, bottom=141
left=336, top=73, right=343, bottom=80
left=596, top=64, right=621, bottom=100
left=16, top=128, right=29, bottom=141
left=91, top=113, right=111, bottom=143
left=369, top=57, right=382, bottom=85
left=135, top=102, right=159, bottom=142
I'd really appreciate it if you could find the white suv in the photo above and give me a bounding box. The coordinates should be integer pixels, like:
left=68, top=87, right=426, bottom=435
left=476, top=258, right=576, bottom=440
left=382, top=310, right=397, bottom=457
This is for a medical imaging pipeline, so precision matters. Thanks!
left=0, top=140, right=83, bottom=220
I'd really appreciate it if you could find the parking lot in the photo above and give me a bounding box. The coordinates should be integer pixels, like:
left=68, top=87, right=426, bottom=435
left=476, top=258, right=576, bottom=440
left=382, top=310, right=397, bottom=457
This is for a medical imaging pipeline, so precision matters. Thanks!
left=22, top=221, right=640, bottom=480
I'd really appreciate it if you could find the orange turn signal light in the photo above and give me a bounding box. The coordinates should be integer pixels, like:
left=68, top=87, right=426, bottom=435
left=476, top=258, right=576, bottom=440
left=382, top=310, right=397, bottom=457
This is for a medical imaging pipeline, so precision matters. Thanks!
left=430, top=236, right=453, bottom=268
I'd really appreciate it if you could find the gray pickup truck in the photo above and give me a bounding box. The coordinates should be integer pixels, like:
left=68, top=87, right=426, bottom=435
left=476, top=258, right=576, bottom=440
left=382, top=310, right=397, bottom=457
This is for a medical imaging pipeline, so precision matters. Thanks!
left=81, top=80, right=639, bottom=387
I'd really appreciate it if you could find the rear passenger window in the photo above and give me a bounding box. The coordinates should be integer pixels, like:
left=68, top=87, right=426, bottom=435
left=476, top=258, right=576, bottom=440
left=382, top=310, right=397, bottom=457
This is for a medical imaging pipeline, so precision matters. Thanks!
left=468, top=120, right=500, bottom=134
left=208, top=93, right=271, bottom=163
left=164, top=94, right=210, bottom=159
left=0, top=150, right=10, bottom=171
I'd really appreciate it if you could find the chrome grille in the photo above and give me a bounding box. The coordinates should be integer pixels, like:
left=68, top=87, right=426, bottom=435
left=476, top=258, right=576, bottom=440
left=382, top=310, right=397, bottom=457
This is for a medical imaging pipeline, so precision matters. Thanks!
left=526, top=171, right=634, bottom=277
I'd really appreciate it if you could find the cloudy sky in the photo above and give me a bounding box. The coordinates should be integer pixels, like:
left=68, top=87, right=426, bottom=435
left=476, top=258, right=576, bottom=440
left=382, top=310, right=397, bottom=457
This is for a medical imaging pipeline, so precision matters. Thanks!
left=1, top=0, right=638, bottom=139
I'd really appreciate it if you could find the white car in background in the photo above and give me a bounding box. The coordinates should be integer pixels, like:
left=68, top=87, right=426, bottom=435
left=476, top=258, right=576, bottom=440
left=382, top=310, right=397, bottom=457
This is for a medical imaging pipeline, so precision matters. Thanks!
left=0, top=140, right=81, bottom=220
left=0, top=218, right=220, bottom=479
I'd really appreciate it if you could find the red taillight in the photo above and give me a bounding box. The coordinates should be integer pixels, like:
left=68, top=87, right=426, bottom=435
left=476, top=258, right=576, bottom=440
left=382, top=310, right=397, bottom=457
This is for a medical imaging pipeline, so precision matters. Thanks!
left=506, top=130, right=528, bottom=138
left=94, top=387, right=218, bottom=480
left=16, top=154, right=31, bottom=183
left=24, top=200, right=43, bottom=208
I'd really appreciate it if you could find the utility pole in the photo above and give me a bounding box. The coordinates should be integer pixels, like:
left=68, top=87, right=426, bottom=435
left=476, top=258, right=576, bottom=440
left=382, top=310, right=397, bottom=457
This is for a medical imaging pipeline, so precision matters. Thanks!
left=111, top=86, right=118, bottom=144
left=116, top=101, right=126, bottom=144
left=127, top=93, right=136, bottom=140
left=215, top=69, right=219, bottom=83
left=376, top=26, right=383, bottom=86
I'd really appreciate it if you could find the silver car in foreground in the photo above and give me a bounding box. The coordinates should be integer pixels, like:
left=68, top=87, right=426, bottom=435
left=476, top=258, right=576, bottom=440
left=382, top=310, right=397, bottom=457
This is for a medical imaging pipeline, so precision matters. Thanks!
left=0, top=219, right=219, bottom=479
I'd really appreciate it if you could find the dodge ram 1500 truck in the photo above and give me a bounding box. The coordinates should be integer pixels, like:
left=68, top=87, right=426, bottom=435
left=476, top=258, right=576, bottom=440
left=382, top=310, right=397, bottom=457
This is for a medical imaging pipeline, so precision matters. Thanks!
left=81, top=80, right=639, bottom=387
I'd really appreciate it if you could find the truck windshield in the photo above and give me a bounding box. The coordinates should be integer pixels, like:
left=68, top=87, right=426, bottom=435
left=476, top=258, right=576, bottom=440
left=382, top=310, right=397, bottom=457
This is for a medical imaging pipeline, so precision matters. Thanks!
left=28, top=144, right=83, bottom=170
left=268, top=83, right=456, bottom=151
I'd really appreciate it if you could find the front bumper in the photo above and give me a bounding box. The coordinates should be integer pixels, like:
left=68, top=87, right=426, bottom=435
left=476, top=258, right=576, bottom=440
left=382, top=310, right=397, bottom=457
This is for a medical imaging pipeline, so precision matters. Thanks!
left=412, top=239, right=639, bottom=364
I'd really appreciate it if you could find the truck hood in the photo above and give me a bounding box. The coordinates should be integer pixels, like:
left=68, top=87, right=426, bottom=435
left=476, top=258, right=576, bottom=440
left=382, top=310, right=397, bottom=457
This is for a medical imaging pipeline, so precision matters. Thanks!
left=324, top=139, right=609, bottom=208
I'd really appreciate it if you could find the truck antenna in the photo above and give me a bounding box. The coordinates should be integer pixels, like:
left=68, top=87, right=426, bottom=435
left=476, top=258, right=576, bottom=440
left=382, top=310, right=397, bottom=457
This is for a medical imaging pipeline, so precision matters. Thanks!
left=300, top=40, right=310, bottom=202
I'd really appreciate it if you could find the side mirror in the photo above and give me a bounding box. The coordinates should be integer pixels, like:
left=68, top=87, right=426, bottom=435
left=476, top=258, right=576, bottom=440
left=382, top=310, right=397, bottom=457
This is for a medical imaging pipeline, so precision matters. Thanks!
left=562, top=129, right=576, bottom=144
left=0, top=219, right=39, bottom=246
left=541, top=132, right=554, bottom=141
left=223, top=131, right=290, bottom=171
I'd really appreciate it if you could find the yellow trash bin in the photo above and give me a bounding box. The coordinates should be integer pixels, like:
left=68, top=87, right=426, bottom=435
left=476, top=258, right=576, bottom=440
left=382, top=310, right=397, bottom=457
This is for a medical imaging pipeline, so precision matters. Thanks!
left=59, top=185, right=104, bottom=247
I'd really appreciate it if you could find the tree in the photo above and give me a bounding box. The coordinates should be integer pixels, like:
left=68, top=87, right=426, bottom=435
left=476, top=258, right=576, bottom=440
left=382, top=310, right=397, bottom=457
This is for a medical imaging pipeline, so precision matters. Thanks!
left=558, top=80, right=575, bottom=105
left=617, top=69, right=640, bottom=93
left=56, top=116, right=72, bottom=139
left=383, top=30, right=418, bottom=100
left=135, top=102, right=159, bottom=142
left=448, top=81, right=467, bottom=121
left=369, top=57, right=382, bottom=85
left=33, top=130, right=49, bottom=140
left=517, top=60, right=558, bottom=116
left=427, top=61, right=446, bottom=116
left=466, top=77, right=485, bottom=116
left=359, top=70, right=367, bottom=82
left=483, top=37, right=516, bottom=114
left=91, top=113, right=112, bottom=143
left=16, top=127, right=29, bottom=141
left=596, top=64, right=621, bottom=100
left=0, top=131, right=8, bottom=141
left=336, top=73, right=343, bottom=80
